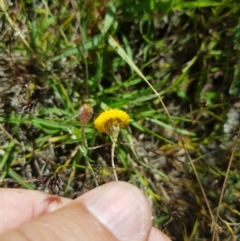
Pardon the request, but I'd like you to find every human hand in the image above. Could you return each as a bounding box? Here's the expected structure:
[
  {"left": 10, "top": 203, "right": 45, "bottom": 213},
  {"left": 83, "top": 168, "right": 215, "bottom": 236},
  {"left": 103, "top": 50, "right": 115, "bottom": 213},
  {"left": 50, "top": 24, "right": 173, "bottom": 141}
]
[{"left": 0, "top": 181, "right": 171, "bottom": 241}]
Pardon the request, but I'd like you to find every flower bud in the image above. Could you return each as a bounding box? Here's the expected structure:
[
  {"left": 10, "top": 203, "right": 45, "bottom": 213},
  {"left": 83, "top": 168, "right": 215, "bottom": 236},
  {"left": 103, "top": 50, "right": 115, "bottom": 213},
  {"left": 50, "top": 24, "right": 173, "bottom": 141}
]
[{"left": 79, "top": 103, "right": 93, "bottom": 124}]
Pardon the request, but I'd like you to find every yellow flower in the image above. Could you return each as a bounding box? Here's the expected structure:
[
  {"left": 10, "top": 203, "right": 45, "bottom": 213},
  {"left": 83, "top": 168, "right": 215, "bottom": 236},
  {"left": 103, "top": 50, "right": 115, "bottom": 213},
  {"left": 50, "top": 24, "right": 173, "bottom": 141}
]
[{"left": 94, "top": 109, "right": 130, "bottom": 134}]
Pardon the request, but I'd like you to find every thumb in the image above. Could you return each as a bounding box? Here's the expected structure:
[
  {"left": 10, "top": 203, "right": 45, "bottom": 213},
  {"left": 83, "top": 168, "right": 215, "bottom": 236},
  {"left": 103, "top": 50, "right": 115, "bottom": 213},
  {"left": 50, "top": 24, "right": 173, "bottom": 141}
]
[{"left": 0, "top": 182, "right": 152, "bottom": 241}]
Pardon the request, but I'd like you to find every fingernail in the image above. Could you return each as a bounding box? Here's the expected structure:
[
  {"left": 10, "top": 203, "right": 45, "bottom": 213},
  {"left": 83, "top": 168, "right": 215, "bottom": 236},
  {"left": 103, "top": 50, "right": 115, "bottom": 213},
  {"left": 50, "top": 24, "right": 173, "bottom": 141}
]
[{"left": 81, "top": 182, "right": 152, "bottom": 241}]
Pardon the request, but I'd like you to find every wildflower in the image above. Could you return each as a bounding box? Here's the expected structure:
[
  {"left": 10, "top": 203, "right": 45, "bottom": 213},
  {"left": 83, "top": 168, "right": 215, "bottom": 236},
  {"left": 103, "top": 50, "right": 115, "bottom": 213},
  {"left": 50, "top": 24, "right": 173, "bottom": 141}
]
[
  {"left": 94, "top": 109, "right": 130, "bottom": 181},
  {"left": 94, "top": 109, "right": 130, "bottom": 135}
]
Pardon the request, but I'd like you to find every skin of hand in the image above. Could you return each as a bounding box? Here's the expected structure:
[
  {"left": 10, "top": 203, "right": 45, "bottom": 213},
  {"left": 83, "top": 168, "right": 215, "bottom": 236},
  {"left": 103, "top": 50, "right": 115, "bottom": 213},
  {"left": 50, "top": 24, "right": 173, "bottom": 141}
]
[{"left": 0, "top": 181, "right": 171, "bottom": 241}]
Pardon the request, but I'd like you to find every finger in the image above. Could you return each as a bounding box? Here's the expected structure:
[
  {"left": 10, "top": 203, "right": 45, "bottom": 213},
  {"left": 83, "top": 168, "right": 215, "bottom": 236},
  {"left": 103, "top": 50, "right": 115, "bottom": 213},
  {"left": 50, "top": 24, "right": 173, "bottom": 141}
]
[
  {"left": 78, "top": 181, "right": 152, "bottom": 241},
  {"left": 148, "top": 227, "right": 172, "bottom": 241},
  {"left": 0, "top": 188, "right": 71, "bottom": 233},
  {"left": 0, "top": 182, "right": 153, "bottom": 241}
]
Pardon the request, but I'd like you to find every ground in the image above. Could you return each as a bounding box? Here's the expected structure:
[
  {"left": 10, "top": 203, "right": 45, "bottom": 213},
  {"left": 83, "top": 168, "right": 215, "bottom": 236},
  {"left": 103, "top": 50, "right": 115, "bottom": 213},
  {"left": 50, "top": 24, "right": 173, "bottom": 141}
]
[{"left": 0, "top": 1, "right": 240, "bottom": 240}]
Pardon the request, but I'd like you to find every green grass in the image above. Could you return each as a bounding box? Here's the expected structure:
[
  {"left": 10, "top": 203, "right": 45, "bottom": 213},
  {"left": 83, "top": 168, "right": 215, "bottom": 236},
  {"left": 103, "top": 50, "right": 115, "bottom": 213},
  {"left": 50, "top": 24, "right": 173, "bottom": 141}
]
[{"left": 1, "top": 0, "right": 240, "bottom": 240}]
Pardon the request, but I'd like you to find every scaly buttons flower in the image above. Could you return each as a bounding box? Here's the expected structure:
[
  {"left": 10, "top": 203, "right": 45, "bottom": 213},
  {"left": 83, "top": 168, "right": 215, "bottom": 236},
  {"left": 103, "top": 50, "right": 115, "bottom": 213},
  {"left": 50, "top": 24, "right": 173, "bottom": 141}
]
[{"left": 94, "top": 109, "right": 130, "bottom": 134}]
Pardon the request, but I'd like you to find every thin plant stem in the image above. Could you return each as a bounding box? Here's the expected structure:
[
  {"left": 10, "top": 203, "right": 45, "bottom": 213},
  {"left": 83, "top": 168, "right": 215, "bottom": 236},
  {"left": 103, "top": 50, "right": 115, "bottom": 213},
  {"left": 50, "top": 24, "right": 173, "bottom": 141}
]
[
  {"left": 0, "top": 123, "right": 22, "bottom": 146},
  {"left": 79, "top": 125, "right": 99, "bottom": 186},
  {"left": 84, "top": 155, "right": 99, "bottom": 187},
  {"left": 81, "top": 125, "right": 111, "bottom": 150},
  {"left": 81, "top": 125, "right": 88, "bottom": 149},
  {"left": 111, "top": 140, "right": 118, "bottom": 181},
  {"left": 82, "top": 57, "right": 89, "bottom": 99},
  {"left": 211, "top": 128, "right": 240, "bottom": 241}
]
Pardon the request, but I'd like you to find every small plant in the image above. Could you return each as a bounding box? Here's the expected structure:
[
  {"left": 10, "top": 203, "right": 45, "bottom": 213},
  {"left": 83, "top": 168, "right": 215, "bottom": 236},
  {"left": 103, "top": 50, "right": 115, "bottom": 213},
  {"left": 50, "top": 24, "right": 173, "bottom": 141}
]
[
  {"left": 93, "top": 109, "right": 130, "bottom": 181},
  {"left": 37, "top": 172, "right": 63, "bottom": 195}
]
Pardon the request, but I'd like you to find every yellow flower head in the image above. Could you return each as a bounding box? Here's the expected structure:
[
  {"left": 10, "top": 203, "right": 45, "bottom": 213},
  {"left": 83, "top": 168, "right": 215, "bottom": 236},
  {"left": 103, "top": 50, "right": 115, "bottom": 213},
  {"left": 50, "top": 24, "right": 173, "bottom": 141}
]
[{"left": 94, "top": 109, "right": 130, "bottom": 134}]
